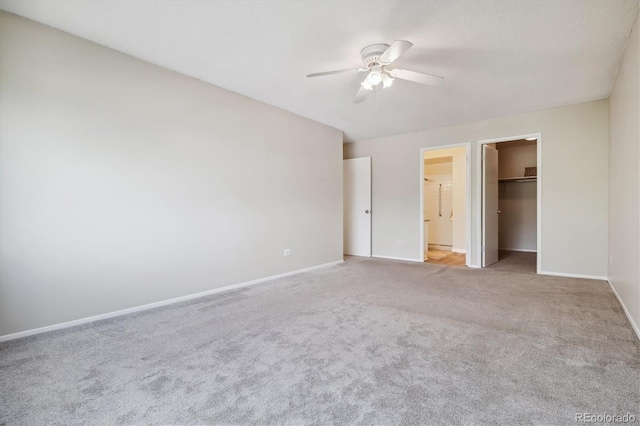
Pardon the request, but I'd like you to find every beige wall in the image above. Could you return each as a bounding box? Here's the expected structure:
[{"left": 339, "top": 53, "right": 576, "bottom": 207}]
[
  {"left": 498, "top": 181, "right": 537, "bottom": 252},
  {"left": 344, "top": 100, "right": 609, "bottom": 277},
  {"left": 498, "top": 142, "right": 537, "bottom": 251},
  {"left": 0, "top": 12, "right": 343, "bottom": 337},
  {"left": 497, "top": 141, "right": 537, "bottom": 179},
  {"left": 424, "top": 147, "right": 467, "bottom": 252},
  {"left": 609, "top": 11, "right": 639, "bottom": 335}
]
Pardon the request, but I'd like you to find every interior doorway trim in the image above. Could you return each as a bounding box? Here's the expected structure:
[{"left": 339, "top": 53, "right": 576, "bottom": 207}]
[
  {"left": 419, "top": 143, "right": 472, "bottom": 267},
  {"left": 476, "top": 133, "right": 542, "bottom": 274}
]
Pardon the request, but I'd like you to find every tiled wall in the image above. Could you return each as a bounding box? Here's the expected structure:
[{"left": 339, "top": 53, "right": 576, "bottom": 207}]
[{"left": 424, "top": 173, "right": 453, "bottom": 246}]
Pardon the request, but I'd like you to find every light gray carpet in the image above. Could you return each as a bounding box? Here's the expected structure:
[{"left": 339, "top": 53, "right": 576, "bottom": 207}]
[
  {"left": 1, "top": 257, "right": 638, "bottom": 425},
  {"left": 487, "top": 250, "right": 537, "bottom": 274}
]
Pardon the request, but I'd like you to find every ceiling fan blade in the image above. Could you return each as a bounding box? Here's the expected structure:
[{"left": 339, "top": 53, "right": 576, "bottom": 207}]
[
  {"left": 353, "top": 85, "right": 371, "bottom": 103},
  {"left": 307, "top": 68, "right": 366, "bottom": 78},
  {"left": 390, "top": 69, "right": 444, "bottom": 86},
  {"left": 379, "top": 40, "right": 413, "bottom": 64}
]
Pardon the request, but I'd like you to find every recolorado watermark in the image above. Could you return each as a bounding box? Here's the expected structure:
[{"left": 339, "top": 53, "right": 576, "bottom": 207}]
[{"left": 576, "top": 413, "right": 637, "bottom": 423}]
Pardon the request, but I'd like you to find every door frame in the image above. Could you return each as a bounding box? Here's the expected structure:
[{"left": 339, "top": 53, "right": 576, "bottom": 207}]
[
  {"left": 476, "top": 133, "right": 542, "bottom": 274},
  {"left": 419, "top": 143, "right": 472, "bottom": 266}
]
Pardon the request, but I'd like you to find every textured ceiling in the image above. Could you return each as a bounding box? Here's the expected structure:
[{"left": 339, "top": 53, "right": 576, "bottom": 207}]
[{"left": 0, "top": 1, "right": 638, "bottom": 142}]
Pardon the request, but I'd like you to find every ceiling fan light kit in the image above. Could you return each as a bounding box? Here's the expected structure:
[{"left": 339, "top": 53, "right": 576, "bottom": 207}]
[
  {"left": 381, "top": 73, "right": 394, "bottom": 88},
  {"left": 360, "top": 66, "right": 390, "bottom": 90},
  {"left": 307, "top": 40, "right": 444, "bottom": 103},
  {"left": 367, "top": 69, "right": 383, "bottom": 86}
]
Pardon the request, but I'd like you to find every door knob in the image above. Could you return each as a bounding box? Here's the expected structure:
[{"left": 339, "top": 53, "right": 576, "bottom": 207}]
[
  {"left": 365, "top": 210, "right": 370, "bottom": 214},
  {"left": 496, "top": 210, "right": 502, "bottom": 214}
]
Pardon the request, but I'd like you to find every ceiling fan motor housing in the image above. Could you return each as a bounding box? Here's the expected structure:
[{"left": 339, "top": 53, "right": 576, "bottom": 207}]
[{"left": 361, "top": 44, "right": 390, "bottom": 67}]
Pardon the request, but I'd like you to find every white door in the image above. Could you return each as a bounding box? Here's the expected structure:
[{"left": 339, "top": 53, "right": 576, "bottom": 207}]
[
  {"left": 344, "top": 157, "right": 371, "bottom": 256},
  {"left": 482, "top": 145, "right": 499, "bottom": 266}
]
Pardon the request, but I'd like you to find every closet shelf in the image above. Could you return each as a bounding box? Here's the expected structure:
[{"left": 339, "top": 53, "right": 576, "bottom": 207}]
[{"left": 498, "top": 176, "right": 537, "bottom": 183}]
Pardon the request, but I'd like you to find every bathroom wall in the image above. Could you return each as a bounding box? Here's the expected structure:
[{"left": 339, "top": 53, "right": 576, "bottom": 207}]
[
  {"left": 424, "top": 147, "right": 467, "bottom": 252},
  {"left": 424, "top": 159, "right": 453, "bottom": 247}
]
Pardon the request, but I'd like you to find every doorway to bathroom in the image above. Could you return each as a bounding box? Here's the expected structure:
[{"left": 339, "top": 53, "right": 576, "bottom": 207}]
[{"left": 420, "top": 144, "right": 471, "bottom": 266}]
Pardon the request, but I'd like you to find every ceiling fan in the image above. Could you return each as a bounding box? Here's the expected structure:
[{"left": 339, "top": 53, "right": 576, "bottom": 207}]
[{"left": 306, "top": 40, "right": 444, "bottom": 103}]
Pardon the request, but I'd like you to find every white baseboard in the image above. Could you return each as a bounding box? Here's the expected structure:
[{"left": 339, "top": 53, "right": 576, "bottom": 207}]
[
  {"left": 499, "top": 248, "right": 537, "bottom": 253},
  {"left": 539, "top": 270, "right": 607, "bottom": 280},
  {"left": 428, "top": 245, "right": 452, "bottom": 251},
  {"left": 372, "top": 255, "right": 423, "bottom": 263},
  {"left": 467, "top": 264, "right": 481, "bottom": 269},
  {"left": 607, "top": 279, "right": 640, "bottom": 341},
  {"left": 452, "top": 248, "right": 467, "bottom": 253},
  {"left": 0, "top": 260, "right": 344, "bottom": 343}
]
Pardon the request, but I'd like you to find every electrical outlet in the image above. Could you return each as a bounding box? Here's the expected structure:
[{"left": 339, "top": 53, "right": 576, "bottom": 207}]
[
  {"left": 284, "top": 249, "right": 291, "bottom": 257},
  {"left": 396, "top": 240, "right": 403, "bottom": 246}
]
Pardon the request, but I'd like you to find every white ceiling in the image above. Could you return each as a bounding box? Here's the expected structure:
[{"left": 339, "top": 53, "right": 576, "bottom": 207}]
[{"left": 0, "top": 1, "right": 638, "bottom": 142}]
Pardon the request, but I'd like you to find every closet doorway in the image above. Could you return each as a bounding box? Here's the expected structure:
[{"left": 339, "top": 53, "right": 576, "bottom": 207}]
[
  {"left": 479, "top": 134, "right": 541, "bottom": 274},
  {"left": 420, "top": 143, "right": 471, "bottom": 267}
]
